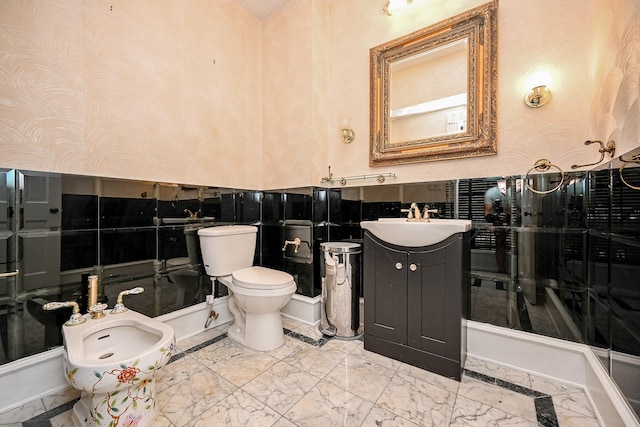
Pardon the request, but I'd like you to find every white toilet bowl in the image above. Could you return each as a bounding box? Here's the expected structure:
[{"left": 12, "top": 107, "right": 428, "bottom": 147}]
[
  {"left": 219, "top": 266, "right": 296, "bottom": 351},
  {"left": 198, "top": 225, "right": 297, "bottom": 351}
]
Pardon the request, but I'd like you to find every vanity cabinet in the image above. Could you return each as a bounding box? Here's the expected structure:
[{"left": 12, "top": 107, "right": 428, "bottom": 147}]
[{"left": 363, "top": 231, "right": 470, "bottom": 380}]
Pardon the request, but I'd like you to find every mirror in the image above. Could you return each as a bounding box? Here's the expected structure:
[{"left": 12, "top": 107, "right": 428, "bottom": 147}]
[{"left": 370, "top": 1, "right": 498, "bottom": 166}]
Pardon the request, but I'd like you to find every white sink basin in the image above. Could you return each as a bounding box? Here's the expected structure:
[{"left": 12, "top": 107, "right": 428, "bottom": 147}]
[{"left": 360, "top": 218, "right": 472, "bottom": 247}]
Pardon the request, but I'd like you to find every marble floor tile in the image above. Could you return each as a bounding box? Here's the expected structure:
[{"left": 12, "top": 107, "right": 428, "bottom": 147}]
[
  {"left": 323, "top": 354, "right": 395, "bottom": 403},
  {"left": 282, "top": 343, "right": 349, "bottom": 378},
  {"left": 284, "top": 381, "right": 373, "bottom": 426},
  {"left": 187, "top": 389, "right": 281, "bottom": 427},
  {"left": 465, "top": 356, "right": 532, "bottom": 389},
  {"left": 530, "top": 373, "right": 583, "bottom": 396},
  {"left": 12, "top": 324, "right": 606, "bottom": 427},
  {"left": 49, "top": 409, "right": 76, "bottom": 427},
  {"left": 397, "top": 361, "right": 461, "bottom": 394},
  {"left": 376, "top": 371, "right": 457, "bottom": 426},
  {"left": 266, "top": 334, "right": 308, "bottom": 360},
  {"left": 159, "top": 365, "right": 237, "bottom": 426},
  {"left": 361, "top": 406, "right": 421, "bottom": 427},
  {"left": 553, "top": 404, "right": 602, "bottom": 427},
  {"left": 210, "top": 346, "right": 279, "bottom": 386},
  {"left": 242, "top": 360, "right": 320, "bottom": 414},
  {"left": 552, "top": 390, "right": 596, "bottom": 418},
  {"left": 349, "top": 341, "right": 402, "bottom": 371},
  {"left": 456, "top": 377, "right": 537, "bottom": 422},
  {"left": 321, "top": 336, "right": 362, "bottom": 354},
  {"left": 449, "top": 394, "right": 537, "bottom": 426},
  {"left": 155, "top": 353, "right": 205, "bottom": 392}
]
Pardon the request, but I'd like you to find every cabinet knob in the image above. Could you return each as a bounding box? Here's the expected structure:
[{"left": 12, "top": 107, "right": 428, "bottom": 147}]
[
  {"left": 409, "top": 263, "right": 418, "bottom": 271},
  {"left": 395, "top": 262, "right": 403, "bottom": 270}
]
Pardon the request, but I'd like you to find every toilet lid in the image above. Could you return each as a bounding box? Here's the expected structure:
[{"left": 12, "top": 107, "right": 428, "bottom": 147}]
[{"left": 232, "top": 266, "right": 295, "bottom": 290}]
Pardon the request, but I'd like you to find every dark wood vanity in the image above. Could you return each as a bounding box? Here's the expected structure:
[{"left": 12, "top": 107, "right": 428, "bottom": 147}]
[{"left": 363, "top": 230, "right": 471, "bottom": 381}]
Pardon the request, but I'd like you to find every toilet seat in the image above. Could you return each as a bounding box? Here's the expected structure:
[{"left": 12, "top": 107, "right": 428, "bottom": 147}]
[{"left": 232, "top": 266, "right": 295, "bottom": 290}]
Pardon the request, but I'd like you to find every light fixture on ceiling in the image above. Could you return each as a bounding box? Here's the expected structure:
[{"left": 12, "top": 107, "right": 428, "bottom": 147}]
[
  {"left": 340, "top": 115, "right": 355, "bottom": 144},
  {"left": 383, "top": 0, "right": 413, "bottom": 16}
]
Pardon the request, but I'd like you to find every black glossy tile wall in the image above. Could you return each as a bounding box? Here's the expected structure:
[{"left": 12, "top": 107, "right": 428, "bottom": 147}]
[
  {"left": 284, "top": 192, "right": 312, "bottom": 221},
  {"left": 201, "top": 196, "right": 225, "bottom": 221},
  {"left": 99, "top": 197, "right": 156, "bottom": 228},
  {"left": 262, "top": 192, "right": 283, "bottom": 224},
  {"left": 60, "top": 230, "right": 97, "bottom": 271},
  {"left": 361, "top": 201, "right": 401, "bottom": 220},
  {"left": 99, "top": 228, "right": 156, "bottom": 265},
  {"left": 238, "top": 191, "right": 261, "bottom": 223},
  {"left": 158, "top": 227, "right": 189, "bottom": 261},
  {"left": 62, "top": 194, "right": 97, "bottom": 230}
]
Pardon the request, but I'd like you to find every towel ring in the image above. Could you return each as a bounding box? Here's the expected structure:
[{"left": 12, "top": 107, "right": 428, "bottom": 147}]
[
  {"left": 618, "top": 155, "right": 640, "bottom": 191},
  {"left": 524, "top": 159, "right": 565, "bottom": 194}
]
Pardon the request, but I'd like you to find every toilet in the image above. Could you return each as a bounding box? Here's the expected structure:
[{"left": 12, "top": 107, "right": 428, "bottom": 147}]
[{"left": 198, "top": 225, "right": 296, "bottom": 351}]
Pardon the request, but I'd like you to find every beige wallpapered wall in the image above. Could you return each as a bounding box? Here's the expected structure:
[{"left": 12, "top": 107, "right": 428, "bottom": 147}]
[
  {"left": 0, "top": 0, "right": 262, "bottom": 188},
  {"left": 1, "top": 0, "right": 638, "bottom": 190}
]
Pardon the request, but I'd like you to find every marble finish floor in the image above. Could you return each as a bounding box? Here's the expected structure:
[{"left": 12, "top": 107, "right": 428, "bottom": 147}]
[{"left": 2, "top": 317, "right": 602, "bottom": 427}]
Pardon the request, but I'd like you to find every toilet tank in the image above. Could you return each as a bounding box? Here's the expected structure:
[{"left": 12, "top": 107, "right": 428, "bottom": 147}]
[{"left": 197, "top": 225, "right": 257, "bottom": 277}]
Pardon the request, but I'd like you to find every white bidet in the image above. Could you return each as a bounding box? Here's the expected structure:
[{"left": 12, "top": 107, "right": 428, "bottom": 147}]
[{"left": 61, "top": 309, "right": 175, "bottom": 427}]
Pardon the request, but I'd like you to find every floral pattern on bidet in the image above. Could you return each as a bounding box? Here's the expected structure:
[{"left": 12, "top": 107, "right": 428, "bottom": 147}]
[{"left": 65, "top": 343, "right": 174, "bottom": 427}]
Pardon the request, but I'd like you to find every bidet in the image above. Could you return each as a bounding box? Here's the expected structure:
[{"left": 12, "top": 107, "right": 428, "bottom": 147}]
[{"left": 61, "top": 308, "right": 175, "bottom": 427}]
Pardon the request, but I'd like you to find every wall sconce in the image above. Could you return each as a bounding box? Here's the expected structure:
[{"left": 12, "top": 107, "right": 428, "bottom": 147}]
[
  {"left": 383, "top": 0, "right": 413, "bottom": 16},
  {"left": 340, "top": 116, "right": 355, "bottom": 143},
  {"left": 524, "top": 85, "right": 552, "bottom": 108}
]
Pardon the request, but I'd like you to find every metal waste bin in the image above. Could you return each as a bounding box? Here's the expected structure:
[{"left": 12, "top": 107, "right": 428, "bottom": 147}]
[{"left": 319, "top": 242, "right": 362, "bottom": 338}]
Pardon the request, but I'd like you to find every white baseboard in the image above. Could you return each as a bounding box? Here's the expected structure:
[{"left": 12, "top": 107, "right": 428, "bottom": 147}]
[
  {"left": 467, "top": 321, "right": 640, "bottom": 427},
  {"left": 281, "top": 294, "right": 321, "bottom": 326}
]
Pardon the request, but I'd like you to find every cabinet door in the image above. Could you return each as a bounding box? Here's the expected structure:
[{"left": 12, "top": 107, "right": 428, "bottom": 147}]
[
  {"left": 364, "top": 234, "right": 407, "bottom": 343},
  {"left": 407, "top": 237, "right": 462, "bottom": 360}
]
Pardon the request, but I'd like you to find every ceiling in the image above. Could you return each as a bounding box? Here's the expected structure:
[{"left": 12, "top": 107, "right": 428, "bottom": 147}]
[{"left": 233, "top": 0, "right": 290, "bottom": 19}]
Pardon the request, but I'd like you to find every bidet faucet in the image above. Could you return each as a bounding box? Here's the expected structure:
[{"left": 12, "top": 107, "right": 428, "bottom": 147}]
[
  {"left": 42, "top": 301, "right": 86, "bottom": 326},
  {"left": 111, "top": 287, "right": 145, "bottom": 314}
]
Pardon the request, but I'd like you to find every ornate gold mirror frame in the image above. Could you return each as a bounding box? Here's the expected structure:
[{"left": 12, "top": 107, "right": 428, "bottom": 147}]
[{"left": 370, "top": 1, "right": 498, "bottom": 166}]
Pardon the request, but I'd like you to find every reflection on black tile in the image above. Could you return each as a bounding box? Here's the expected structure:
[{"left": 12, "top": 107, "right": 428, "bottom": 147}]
[{"left": 99, "top": 197, "right": 155, "bottom": 228}]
